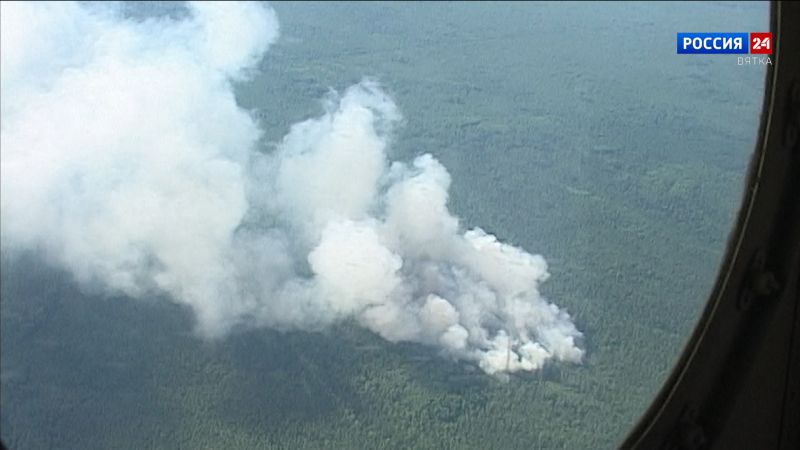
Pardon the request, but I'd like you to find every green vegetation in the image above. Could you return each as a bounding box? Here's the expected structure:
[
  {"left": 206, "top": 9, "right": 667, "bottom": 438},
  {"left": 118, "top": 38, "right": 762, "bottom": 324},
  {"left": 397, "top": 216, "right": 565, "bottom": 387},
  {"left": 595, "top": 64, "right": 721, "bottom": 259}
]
[{"left": 1, "top": 2, "right": 767, "bottom": 449}]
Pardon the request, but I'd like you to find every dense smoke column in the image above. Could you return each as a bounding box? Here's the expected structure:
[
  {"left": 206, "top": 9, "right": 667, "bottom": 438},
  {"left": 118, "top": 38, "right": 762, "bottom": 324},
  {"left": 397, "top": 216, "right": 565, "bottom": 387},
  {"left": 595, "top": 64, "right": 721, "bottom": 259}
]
[{"left": 0, "top": 1, "right": 583, "bottom": 376}]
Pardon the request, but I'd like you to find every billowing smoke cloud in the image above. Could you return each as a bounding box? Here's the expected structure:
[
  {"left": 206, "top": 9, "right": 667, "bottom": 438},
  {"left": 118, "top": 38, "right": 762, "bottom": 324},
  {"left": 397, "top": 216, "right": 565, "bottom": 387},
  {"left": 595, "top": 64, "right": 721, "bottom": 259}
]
[{"left": 1, "top": 1, "right": 583, "bottom": 376}]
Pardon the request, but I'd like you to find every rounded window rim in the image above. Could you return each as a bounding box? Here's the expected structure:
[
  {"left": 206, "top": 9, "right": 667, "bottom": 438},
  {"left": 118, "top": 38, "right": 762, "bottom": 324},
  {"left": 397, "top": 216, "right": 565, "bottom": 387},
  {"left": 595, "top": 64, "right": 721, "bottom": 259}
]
[{"left": 621, "top": 1, "right": 790, "bottom": 447}]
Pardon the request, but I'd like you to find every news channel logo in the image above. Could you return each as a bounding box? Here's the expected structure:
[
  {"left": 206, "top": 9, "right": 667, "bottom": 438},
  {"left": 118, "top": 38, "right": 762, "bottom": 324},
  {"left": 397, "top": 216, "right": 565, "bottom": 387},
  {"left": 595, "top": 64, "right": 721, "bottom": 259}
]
[{"left": 677, "top": 32, "right": 773, "bottom": 65}]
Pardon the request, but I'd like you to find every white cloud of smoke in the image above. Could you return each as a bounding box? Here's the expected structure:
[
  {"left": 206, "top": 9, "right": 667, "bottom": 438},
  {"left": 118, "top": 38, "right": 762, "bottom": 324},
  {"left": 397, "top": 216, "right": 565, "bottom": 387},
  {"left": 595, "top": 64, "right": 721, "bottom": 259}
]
[{"left": 0, "top": 1, "right": 583, "bottom": 376}]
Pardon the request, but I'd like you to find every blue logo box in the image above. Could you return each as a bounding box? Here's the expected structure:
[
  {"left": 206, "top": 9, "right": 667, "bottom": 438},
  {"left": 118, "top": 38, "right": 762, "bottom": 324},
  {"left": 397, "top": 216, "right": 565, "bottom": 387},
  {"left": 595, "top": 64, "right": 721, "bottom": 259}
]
[{"left": 677, "top": 32, "right": 749, "bottom": 54}]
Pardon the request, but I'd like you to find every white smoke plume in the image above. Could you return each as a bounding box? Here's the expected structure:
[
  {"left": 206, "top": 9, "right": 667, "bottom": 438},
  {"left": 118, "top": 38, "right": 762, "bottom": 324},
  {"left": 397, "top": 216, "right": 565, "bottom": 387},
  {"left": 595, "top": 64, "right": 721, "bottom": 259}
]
[{"left": 0, "top": 1, "right": 583, "bottom": 376}]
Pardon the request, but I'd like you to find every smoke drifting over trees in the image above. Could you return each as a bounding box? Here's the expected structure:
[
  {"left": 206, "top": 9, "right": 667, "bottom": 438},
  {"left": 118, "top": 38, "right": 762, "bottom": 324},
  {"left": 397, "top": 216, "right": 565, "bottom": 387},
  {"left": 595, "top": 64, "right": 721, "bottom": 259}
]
[{"left": 0, "top": 1, "right": 583, "bottom": 375}]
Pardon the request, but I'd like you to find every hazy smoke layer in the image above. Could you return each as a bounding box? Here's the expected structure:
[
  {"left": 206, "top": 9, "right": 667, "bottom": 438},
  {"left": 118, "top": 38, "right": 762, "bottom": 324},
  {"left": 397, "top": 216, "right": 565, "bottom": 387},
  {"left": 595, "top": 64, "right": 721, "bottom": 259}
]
[{"left": 0, "top": 1, "right": 583, "bottom": 375}]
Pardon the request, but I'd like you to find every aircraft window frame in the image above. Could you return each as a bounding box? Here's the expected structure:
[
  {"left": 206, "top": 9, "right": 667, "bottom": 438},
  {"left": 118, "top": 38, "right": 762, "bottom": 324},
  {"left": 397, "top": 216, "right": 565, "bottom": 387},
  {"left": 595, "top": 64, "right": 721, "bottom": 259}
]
[{"left": 622, "top": 1, "right": 800, "bottom": 448}]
